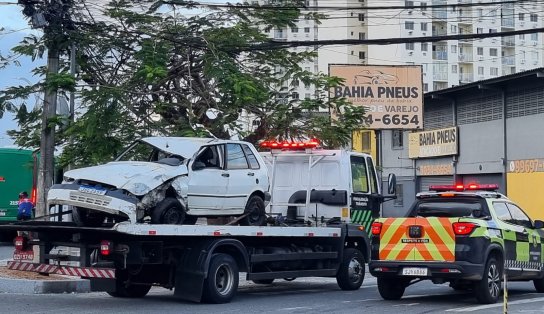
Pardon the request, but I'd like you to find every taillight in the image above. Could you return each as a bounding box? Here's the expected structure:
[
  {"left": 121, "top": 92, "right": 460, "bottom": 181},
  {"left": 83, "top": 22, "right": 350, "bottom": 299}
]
[
  {"left": 452, "top": 222, "right": 477, "bottom": 235},
  {"left": 371, "top": 222, "right": 383, "bottom": 235},
  {"left": 14, "top": 236, "right": 26, "bottom": 251},
  {"left": 100, "top": 240, "right": 112, "bottom": 256}
]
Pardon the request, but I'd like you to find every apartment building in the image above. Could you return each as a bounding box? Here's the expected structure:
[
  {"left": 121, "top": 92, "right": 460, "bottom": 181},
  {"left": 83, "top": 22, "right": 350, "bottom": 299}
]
[{"left": 259, "top": 0, "right": 544, "bottom": 93}]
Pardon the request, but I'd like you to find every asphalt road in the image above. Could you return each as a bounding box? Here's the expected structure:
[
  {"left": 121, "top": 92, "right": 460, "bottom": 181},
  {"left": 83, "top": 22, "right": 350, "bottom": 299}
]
[{"left": 0, "top": 273, "right": 543, "bottom": 313}]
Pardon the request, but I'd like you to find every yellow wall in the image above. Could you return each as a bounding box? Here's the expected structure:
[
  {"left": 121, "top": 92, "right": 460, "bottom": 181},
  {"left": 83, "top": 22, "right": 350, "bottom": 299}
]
[
  {"left": 352, "top": 130, "right": 377, "bottom": 161},
  {"left": 507, "top": 173, "right": 544, "bottom": 221}
]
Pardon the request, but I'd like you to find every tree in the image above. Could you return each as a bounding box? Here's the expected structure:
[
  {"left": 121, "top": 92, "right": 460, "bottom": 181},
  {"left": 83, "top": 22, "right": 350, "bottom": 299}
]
[{"left": 0, "top": 0, "right": 366, "bottom": 169}]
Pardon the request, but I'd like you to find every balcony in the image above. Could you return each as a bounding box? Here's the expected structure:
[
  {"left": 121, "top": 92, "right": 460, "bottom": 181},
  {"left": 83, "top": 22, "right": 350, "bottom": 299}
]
[
  {"left": 432, "top": 51, "right": 448, "bottom": 60},
  {"left": 502, "top": 56, "right": 515, "bottom": 66},
  {"left": 502, "top": 18, "right": 515, "bottom": 28},
  {"left": 502, "top": 37, "right": 515, "bottom": 47},
  {"left": 458, "top": 53, "right": 473, "bottom": 62},
  {"left": 433, "top": 72, "right": 448, "bottom": 81},
  {"left": 459, "top": 73, "right": 474, "bottom": 83}
]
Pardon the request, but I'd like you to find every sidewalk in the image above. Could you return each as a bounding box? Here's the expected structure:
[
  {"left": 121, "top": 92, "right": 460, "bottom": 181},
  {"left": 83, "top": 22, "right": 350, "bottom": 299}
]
[{"left": 0, "top": 259, "right": 90, "bottom": 294}]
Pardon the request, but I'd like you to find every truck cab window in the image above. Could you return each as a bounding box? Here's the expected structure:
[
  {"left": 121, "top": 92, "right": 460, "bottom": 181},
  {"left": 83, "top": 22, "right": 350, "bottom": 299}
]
[{"left": 350, "top": 156, "right": 369, "bottom": 193}]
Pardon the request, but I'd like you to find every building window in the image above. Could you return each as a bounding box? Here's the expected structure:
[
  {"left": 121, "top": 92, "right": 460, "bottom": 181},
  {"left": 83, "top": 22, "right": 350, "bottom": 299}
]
[
  {"left": 291, "top": 27, "right": 298, "bottom": 33},
  {"left": 292, "top": 92, "right": 299, "bottom": 99},
  {"left": 421, "top": 42, "right": 428, "bottom": 51},
  {"left": 520, "top": 34, "right": 525, "bottom": 40},
  {"left": 531, "top": 14, "right": 538, "bottom": 22},
  {"left": 421, "top": 22, "right": 428, "bottom": 31},
  {"left": 490, "top": 48, "right": 498, "bottom": 56},
  {"left": 392, "top": 130, "right": 403, "bottom": 149},
  {"left": 304, "top": 27, "right": 310, "bottom": 33},
  {"left": 405, "top": 0, "right": 414, "bottom": 7},
  {"left": 423, "top": 83, "right": 428, "bottom": 92},
  {"left": 478, "top": 66, "right": 484, "bottom": 75},
  {"left": 531, "top": 33, "right": 538, "bottom": 41},
  {"left": 450, "top": 25, "right": 457, "bottom": 33},
  {"left": 489, "top": 28, "right": 497, "bottom": 33},
  {"left": 361, "top": 131, "right": 371, "bottom": 151},
  {"left": 477, "top": 47, "right": 484, "bottom": 55},
  {"left": 477, "top": 27, "right": 483, "bottom": 34},
  {"left": 358, "top": 13, "right": 365, "bottom": 21},
  {"left": 490, "top": 67, "right": 498, "bottom": 76},
  {"left": 451, "top": 45, "right": 457, "bottom": 53},
  {"left": 394, "top": 184, "right": 404, "bottom": 207},
  {"left": 405, "top": 21, "right": 414, "bottom": 30},
  {"left": 519, "top": 13, "right": 525, "bottom": 21},
  {"left": 359, "top": 32, "right": 366, "bottom": 40},
  {"left": 420, "top": 2, "right": 427, "bottom": 11},
  {"left": 305, "top": 93, "right": 311, "bottom": 99},
  {"left": 405, "top": 42, "right": 415, "bottom": 50},
  {"left": 292, "top": 79, "right": 299, "bottom": 87},
  {"left": 477, "top": 8, "right": 483, "bottom": 17},
  {"left": 359, "top": 51, "right": 366, "bottom": 59},
  {"left": 452, "top": 65, "right": 458, "bottom": 73}
]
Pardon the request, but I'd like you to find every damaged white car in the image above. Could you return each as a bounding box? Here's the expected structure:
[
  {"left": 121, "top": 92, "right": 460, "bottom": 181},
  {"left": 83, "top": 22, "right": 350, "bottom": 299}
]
[{"left": 48, "top": 137, "right": 271, "bottom": 226}]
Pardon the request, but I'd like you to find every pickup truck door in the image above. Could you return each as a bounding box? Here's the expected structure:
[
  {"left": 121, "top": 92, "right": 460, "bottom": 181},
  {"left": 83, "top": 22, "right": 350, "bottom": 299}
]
[
  {"left": 505, "top": 203, "right": 542, "bottom": 273},
  {"left": 187, "top": 145, "right": 227, "bottom": 211}
]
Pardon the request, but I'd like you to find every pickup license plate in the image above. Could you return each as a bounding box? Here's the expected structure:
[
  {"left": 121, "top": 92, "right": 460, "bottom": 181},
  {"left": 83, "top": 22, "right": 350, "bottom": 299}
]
[
  {"left": 402, "top": 267, "right": 428, "bottom": 276},
  {"left": 13, "top": 250, "right": 34, "bottom": 261},
  {"left": 78, "top": 185, "right": 107, "bottom": 196}
]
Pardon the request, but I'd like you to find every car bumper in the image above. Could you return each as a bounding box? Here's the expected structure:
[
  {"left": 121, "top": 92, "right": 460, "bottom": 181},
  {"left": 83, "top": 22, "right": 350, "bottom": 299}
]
[
  {"left": 47, "top": 184, "right": 139, "bottom": 223},
  {"left": 369, "top": 260, "right": 485, "bottom": 280}
]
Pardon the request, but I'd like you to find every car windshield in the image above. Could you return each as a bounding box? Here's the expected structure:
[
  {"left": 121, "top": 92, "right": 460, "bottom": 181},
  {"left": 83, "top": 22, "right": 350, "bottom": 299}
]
[
  {"left": 115, "top": 141, "right": 186, "bottom": 165},
  {"left": 414, "top": 200, "right": 483, "bottom": 218}
]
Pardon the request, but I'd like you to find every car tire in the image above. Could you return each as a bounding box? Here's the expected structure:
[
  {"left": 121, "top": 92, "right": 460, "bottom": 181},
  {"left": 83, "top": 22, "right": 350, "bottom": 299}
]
[
  {"left": 202, "top": 253, "right": 239, "bottom": 304},
  {"left": 474, "top": 256, "right": 502, "bottom": 304},
  {"left": 72, "top": 206, "right": 106, "bottom": 227},
  {"left": 240, "top": 195, "right": 266, "bottom": 226},
  {"left": 336, "top": 248, "right": 365, "bottom": 290},
  {"left": 151, "top": 198, "right": 185, "bottom": 225},
  {"left": 377, "top": 277, "right": 406, "bottom": 300},
  {"left": 534, "top": 277, "right": 544, "bottom": 292},
  {"left": 252, "top": 279, "right": 275, "bottom": 285}
]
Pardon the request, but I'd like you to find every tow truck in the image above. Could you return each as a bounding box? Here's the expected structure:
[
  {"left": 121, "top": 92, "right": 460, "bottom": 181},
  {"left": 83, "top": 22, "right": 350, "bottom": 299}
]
[{"left": 3, "top": 139, "right": 395, "bottom": 303}]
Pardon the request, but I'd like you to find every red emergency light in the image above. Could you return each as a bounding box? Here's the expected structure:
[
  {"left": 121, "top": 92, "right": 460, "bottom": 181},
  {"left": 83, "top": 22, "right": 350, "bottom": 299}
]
[
  {"left": 429, "top": 184, "right": 499, "bottom": 192},
  {"left": 260, "top": 139, "right": 319, "bottom": 150}
]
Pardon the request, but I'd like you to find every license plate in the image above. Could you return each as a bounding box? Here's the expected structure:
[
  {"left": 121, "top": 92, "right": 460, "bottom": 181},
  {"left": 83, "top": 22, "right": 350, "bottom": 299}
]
[
  {"left": 78, "top": 185, "right": 107, "bottom": 196},
  {"left": 0, "top": 211, "right": 5, "bottom": 216},
  {"left": 402, "top": 267, "right": 428, "bottom": 276},
  {"left": 13, "top": 250, "right": 34, "bottom": 261}
]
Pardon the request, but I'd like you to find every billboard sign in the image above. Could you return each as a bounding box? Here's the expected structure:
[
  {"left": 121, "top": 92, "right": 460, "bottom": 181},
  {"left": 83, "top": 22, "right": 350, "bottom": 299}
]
[
  {"left": 409, "top": 126, "right": 458, "bottom": 159},
  {"left": 329, "top": 65, "right": 423, "bottom": 129}
]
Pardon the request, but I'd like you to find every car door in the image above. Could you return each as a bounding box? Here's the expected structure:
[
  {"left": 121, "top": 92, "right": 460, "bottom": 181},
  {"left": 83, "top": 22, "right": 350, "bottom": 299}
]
[
  {"left": 223, "top": 143, "right": 254, "bottom": 211},
  {"left": 505, "top": 203, "right": 542, "bottom": 274},
  {"left": 492, "top": 201, "right": 522, "bottom": 276},
  {"left": 187, "top": 145, "right": 228, "bottom": 211}
]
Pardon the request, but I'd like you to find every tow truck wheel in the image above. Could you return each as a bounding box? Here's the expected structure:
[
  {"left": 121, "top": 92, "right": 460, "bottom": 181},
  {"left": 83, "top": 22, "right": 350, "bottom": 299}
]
[
  {"left": 151, "top": 197, "right": 185, "bottom": 225},
  {"left": 533, "top": 277, "right": 544, "bottom": 292},
  {"left": 377, "top": 277, "right": 406, "bottom": 300},
  {"left": 240, "top": 195, "right": 266, "bottom": 226},
  {"left": 336, "top": 248, "right": 365, "bottom": 290},
  {"left": 202, "top": 253, "right": 239, "bottom": 304},
  {"left": 72, "top": 207, "right": 106, "bottom": 227},
  {"left": 474, "top": 256, "right": 502, "bottom": 304}
]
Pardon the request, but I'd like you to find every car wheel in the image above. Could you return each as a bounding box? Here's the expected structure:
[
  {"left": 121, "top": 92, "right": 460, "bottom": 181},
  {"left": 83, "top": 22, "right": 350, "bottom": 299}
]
[
  {"left": 72, "top": 207, "right": 106, "bottom": 227},
  {"left": 151, "top": 197, "right": 185, "bottom": 225},
  {"left": 202, "top": 253, "right": 239, "bottom": 304},
  {"left": 377, "top": 277, "right": 406, "bottom": 300},
  {"left": 240, "top": 195, "right": 266, "bottom": 226},
  {"left": 474, "top": 256, "right": 502, "bottom": 304},
  {"left": 534, "top": 277, "right": 544, "bottom": 292},
  {"left": 336, "top": 248, "right": 365, "bottom": 290}
]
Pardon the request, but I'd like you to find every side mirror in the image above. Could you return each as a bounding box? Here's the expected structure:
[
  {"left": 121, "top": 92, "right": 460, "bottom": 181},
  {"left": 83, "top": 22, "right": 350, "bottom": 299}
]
[
  {"left": 387, "top": 173, "right": 397, "bottom": 195},
  {"left": 192, "top": 161, "right": 206, "bottom": 171},
  {"left": 534, "top": 220, "right": 544, "bottom": 229}
]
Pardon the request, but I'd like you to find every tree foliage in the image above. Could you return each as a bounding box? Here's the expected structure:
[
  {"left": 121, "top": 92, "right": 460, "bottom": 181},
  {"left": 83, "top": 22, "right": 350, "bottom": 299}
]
[{"left": 0, "top": 0, "right": 366, "bottom": 168}]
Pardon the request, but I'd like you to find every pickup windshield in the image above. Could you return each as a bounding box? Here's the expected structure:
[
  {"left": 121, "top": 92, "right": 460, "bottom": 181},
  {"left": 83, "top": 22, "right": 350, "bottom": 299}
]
[
  {"left": 413, "top": 200, "right": 484, "bottom": 218},
  {"left": 116, "top": 141, "right": 185, "bottom": 165}
]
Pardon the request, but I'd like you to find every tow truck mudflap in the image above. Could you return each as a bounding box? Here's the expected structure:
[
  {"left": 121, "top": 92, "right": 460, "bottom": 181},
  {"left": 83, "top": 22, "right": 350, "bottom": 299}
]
[{"left": 7, "top": 261, "right": 116, "bottom": 279}]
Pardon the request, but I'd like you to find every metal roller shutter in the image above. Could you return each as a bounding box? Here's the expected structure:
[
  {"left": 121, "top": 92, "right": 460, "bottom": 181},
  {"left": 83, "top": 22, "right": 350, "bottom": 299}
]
[{"left": 419, "top": 176, "right": 454, "bottom": 192}]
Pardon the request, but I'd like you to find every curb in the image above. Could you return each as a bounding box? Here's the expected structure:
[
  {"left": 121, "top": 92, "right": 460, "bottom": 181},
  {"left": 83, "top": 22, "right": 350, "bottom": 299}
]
[{"left": 0, "top": 277, "right": 90, "bottom": 294}]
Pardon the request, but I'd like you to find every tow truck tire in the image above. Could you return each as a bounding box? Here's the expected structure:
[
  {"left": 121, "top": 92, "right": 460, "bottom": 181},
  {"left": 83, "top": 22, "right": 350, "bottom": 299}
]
[
  {"left": 151, "top": 198, "right": 185, "bottom": 225},
  {"left": 240, "top": 195, "right": 266, "bottom": 226},
  {"left": 377, "top": 277, "right": 406, "bottom": 300},
  {"left": 252, "top": 279, "right": 275, "bottom": 284},
  {"left": 202, "top": 253, "right": 239, "bottom": 304},
  {"left": 474, "top": 256, "right": 501, "bottom": 304},
  {"left": 336, "top": 248, "right": 365, "bottom": 290},
  {"left": 72, "top": 207, "right": 106, "bottom": 227},
  {"left": 533, "top": 277, "right": 544, "bottom": 292}
]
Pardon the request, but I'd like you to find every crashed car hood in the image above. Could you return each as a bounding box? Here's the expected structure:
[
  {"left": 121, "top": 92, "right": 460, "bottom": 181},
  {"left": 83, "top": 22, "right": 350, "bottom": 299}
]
[{"left": 64, "top": 161, "right": 188, "bottom": 196}]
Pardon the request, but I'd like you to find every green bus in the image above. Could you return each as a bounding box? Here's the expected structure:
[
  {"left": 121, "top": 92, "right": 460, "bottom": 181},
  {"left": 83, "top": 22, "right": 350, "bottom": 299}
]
[{"left": 0, "top": 148, "right": 38, "bottom": 223}]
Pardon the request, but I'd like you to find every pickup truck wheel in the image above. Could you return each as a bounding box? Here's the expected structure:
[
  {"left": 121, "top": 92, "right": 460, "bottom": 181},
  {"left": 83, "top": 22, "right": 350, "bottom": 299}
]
[
  {"left": 72, "top": 207, "right": 106, "bottom": 227},
  {"left": 533, "top": 277, "right": 544, "bottom": 292},
  {"left": 240, "top": 195, "right": 266, "bottom": 226},
  {"left": 151, "top": 198, "right": 185, "bottom": 225},
  {"left": 474, "top": 256, "right": 501, "bottom": 304},
  {"left": 202, "top": 253, "right": 239, "bottom": 304},
  {"left": 377, "top": 277, "right": 406, "bottom": 300},
  {"left": 336, "top": 248, "right": 365, "bottom": 290}
]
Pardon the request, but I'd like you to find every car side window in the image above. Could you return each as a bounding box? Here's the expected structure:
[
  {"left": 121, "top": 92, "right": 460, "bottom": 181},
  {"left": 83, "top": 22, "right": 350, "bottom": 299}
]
[
  {"left": 194, "top": 145, "right": 221, "bottom": 169},
  {"left": 226, "top": 144, "right": 249, "bottom": 170},
  {"left": 493, "top": 202, "right": 513, "bottom": 222},
  {"left": 506, "top": 203, "right": 533, "bottom": 229},
  {"left": 242, "top": 144, "right": 260, "bottom": 169}
]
